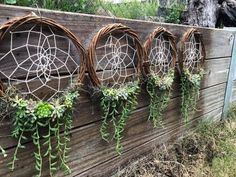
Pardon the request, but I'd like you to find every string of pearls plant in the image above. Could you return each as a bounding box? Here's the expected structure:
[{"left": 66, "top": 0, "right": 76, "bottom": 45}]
[
  {"left": 146, "top": 69, "right": 175, "bottom": 127},
  {"left": 100, "top": 81, "right": 140, "bottom": 154},
  {"left": 181, "top": 68, "right": 204, "bottom": 124},
  {"left": 0, "top": 85, "right": 79, "bottom": 176}
]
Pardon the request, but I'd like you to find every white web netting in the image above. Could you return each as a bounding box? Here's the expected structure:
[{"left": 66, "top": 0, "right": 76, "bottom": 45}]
[
  {"left": 183, "top": 33, "right": 203, "bottom": 73},
  {"left": 148, "top": 33, "right": 173, "bottom": 76},
  {"left": 0, "top": 24, "right": 80, "bottom": 101},
  {"left": 95, "top": 33, "right": 138, "bottom": 88}
]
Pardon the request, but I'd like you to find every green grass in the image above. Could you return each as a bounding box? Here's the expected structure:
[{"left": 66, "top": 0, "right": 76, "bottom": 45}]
[
  {"left": 117, "top": 103, "right": 236, "bottom": 177},
  {"left": 190, "top": 103, "right": 236, "bottom": 177}
]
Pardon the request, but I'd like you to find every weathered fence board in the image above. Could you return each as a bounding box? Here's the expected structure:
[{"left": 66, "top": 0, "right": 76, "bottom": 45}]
[
  {"left": 0, "top": 4, "right": 233, "bottom": 177},
  {"left": 0, "top": 5, "right": 234, "bottom": 59},
  {"left": 0, "top": 82, "right": 226, "bottom": 176},
  {"left": 0, "top": 57, "right": 230, "bottom": 149}
]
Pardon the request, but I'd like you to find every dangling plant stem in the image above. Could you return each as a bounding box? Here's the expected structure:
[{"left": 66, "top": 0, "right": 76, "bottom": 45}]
[
  {"left": 32, "top": 125, "right": 43, "bottom": 177},
  {"left": 9, "top": 131, "right": 25, "bottom": 171},
  {"left": 181, "top": 68, "right": 204, "bottom": 124},
  {"left": 146, "top": 69, "right": 175, "bottom": 128},
  {"left": 100, "top": 99, "right": 111, "bottom": 141},
  {"left": 54, "top": 110, "right": 64, "bottom": 170},
  {"left": 0, "top": 145, "right": 7, "bottom": 158},
  {"left": 43, "top": 121, "right": 57, "bottom": 176},
  {"left": 100, "top": 81, "right": 140, "bottom": 154},
  {"left": 149, "top": 90, "right": 171, "bottom": 127},
  {"left": 60, "top": 109, "right": 73, "bottom": 174}
]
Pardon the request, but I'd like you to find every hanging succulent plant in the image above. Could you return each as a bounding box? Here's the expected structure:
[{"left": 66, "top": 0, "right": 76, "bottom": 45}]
[
  {"left": 144, "top": 27, "right": 177, "bottom": 127},
  {"left": 181, "top": 68, "right": 204, "bottom": 124},
  {"left": 100, "top": 81, "right": 140, "bottom": 154},
  {"left": 87, "top": 24, "right": 144, "bottom": 154},
  {"left": 6, "top": 87, "right": 79, "bottom": 175},
  {"left": 179, "top": 28, "right": 205, "bottom": 124},
  {"left": 146, "top": 69, "right": 175, "bottom": 127}
]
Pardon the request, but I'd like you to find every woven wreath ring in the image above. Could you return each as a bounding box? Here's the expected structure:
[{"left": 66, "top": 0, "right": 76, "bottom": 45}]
[
  {"left": 87, "top": 23, "right": 144, "bottom": 88},
  {"left": 144, "top": 27, "right": 177, "bottom": 77},
  {"left": 0, "top": 13, "right": 86, "bottom": 100},
  {"left": 179, "top": 28, "right": 205, "bottom": 74}
]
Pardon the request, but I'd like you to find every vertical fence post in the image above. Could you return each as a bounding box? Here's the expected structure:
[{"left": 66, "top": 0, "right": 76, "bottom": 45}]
[{"left": 222, "top": 30, "right": 236, "bottom": 118}]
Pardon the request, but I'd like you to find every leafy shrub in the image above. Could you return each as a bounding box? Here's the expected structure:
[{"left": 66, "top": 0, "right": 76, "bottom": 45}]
[
  {"left": 41, "top": 0, "right": 100, "bottom": 14},
  {"left": 101, "top": 0, "right": 159, "bottom": 19},
  {"left": 1, "top": 0, "right": 100, "bottom": 14},
  {"left": 165, "top": 4, "right": 185, "bottom": 24}
]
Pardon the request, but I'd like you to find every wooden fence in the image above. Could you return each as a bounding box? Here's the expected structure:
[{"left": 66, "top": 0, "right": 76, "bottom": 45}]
[{"left": 0, "top": 4, "right": 234, "bottom": 177}]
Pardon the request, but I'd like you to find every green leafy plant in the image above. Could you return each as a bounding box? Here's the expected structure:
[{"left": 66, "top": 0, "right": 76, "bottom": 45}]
[
  {"left": 181, "top": 68, "right": 204, "bottom": 124},
  {"left": 100, "top": 81, "right": 140, "bottom": 154},
  {"left": 101, "top": 0, "right": 159, "bottom": 20},
  {"left": 4, "top": 0, "right": 16, "bottom": 4},
  {"left": 146, "top": 69, "right": 174, "bottom": 127},
  {"left": 41, "top": 0, "right": 100, "bottom": 14},
  {"left": 165, "top": 4, "right": 185, "bottom": 24},
  {"left": 1, "top": 86, "right": 79, "bottom": 176},
  {"left": 1, "top": 0, "right": 100, "bottom": 14}
]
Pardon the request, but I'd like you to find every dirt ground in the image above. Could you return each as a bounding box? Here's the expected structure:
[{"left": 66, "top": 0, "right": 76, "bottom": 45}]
[{"left": 115, "top": 117, "right": 236, "bottom": 177}]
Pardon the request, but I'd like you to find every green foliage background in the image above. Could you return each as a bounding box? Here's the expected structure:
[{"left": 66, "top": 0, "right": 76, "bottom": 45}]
[{"left": 0, "top": 0, "right": 186, "bottom": 23}]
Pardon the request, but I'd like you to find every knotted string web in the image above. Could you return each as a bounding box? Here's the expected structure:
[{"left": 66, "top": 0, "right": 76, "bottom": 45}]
[
  {"left": 148, "top": 33, "right": 174, "bottom": 77},
  {"left": 183, "top": 33, "right": 203, "bottom": 73},
  {"left": 0, "top": 23, "right": 80, "bottom": 101},
  {"left": 95, "top": 33, "right": 138, "bottom": 88}
]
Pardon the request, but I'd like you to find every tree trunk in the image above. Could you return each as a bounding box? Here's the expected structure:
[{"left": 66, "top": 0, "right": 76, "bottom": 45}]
[
  {"left": 217, "top": 0, "right": 236, "bottom": 27},
  {"left": 180, "top": 0, "right": 220, "bottom": 27}
]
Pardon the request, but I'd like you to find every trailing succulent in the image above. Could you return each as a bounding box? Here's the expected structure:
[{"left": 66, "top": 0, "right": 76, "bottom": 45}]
[
  {"left": 181, "top": 68, "right": 204, "bottom": 124},
  {"left": 146, "top": 69, "right": 175, "bottom": 127},
  {"left": 0, "top": 96, "right": 13, "bottom": 158},
  {"left": 0, "top": 86, "right": 79, "bottom": 176},
  {"left": 100, "top": 81, "right": 140, "bottom": 154},
  {"left": 0, "top": 145, "right": 7, "bottom": 158}
]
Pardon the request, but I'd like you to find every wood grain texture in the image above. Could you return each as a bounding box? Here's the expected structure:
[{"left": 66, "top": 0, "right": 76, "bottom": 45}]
[
  {"left": 0, "top": 82, "right": 226, "bottom": 177},
  {"left": 0, "top": 4, "right": 234, "bottom": 59},
  {"left": 0, "top": 5, "right": 232, "bottom": 177},
  {"left": 0, "top": 57, "right": 229, "bottom": 149}
]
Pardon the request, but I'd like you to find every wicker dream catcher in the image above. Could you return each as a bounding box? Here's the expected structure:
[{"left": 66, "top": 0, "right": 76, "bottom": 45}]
[
  {"left": 144, "top": 27, "right": 177, "bottom": 128},
  {"left": 87, "top": 24, "right": 143, "bottom": 154},
  {"left": 0, "top": 13, "right": 86, "bottom": 176},
  {"left": 179, "top": 28, "right": 205, "bottom": 124},
  {"left": 0, "top": 13, "right": 85, "bottom": 100}
]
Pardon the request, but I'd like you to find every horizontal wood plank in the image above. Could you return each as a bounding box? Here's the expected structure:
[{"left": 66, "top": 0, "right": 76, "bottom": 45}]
[
  {"left": 78, "top": 107, "right": 223, "bottom": 177},
  {"left": 0, "top": 56, "right": 230, "bottom": 100},
  {"left": 0, "top": 81, "right": 225, "bottom": 176},
  {"left": 0, "top": 57, "right": 229, "bottom": 149},
  {"left": 0, "top": 5, "right": 234, "bottom": 59}
]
